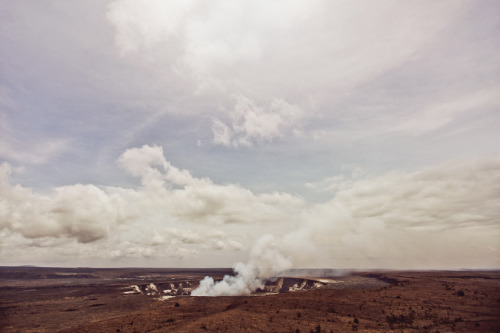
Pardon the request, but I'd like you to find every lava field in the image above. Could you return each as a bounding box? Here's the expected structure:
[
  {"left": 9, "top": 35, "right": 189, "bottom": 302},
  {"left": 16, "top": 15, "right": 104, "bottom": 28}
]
[{"left": 1, "top": 267, "right": 499, "bottom": 332}]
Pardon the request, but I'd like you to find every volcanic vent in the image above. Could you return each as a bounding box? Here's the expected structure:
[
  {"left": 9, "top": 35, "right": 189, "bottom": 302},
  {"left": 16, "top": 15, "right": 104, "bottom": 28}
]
[
  {"left": 258, "top": 277, "right": 326, "bottom": 294},
  {"left": 122, "top": 277, "right": 329, "bottom": 299},
  {"left": 123, "top": 281, "right": 195, "bottom": 297}
]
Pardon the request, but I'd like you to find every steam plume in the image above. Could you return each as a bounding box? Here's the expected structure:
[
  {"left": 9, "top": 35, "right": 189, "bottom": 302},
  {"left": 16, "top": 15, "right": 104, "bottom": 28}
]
[{"left": 191, "top": 235, "right": 291, "bottom": 296}]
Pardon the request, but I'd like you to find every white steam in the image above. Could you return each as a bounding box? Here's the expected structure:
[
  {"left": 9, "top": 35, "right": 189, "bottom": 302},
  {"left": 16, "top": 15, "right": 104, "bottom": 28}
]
[{"left": 191, "top": 235, "right": 291, "bottom": 296}]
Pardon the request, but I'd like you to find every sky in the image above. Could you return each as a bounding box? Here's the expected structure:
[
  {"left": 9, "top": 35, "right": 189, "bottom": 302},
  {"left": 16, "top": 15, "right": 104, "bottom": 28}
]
[{"left": 1, "top": 0, "right": 499, "bottom": 269}]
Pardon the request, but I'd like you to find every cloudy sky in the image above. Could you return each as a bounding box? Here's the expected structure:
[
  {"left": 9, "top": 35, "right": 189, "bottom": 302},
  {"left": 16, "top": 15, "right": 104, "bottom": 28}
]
[{"left": 1, "top": 0, "right": 499, "bottom": 269}]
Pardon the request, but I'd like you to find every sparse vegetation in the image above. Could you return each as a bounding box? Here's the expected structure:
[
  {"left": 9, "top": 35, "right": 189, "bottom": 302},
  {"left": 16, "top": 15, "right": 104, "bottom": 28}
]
[
  {"left": 2, "top": 268, "right": 500, "bottom": 332},
  {"left": 386, "top": 313, "right": 414, "bottom": 328}
]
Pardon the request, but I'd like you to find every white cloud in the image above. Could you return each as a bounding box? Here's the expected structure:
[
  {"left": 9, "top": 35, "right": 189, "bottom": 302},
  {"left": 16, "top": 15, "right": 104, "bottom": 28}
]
[
  {"left": 117, "top": 144, "right": 207, "bottom": 189},
  {"left": 2, "top": 2, "right": 499, "bottom": 269},
  {"left": 328, "top": 159, "right": 500, "bottom": 229},
  {"left": 162, "top": 227, "right": 243, "bottom": 251},
  {"left": 0, "top": 163, "right": 128, "bottom": 243},
  {"left": 107, "top": 0, "right": 319, "bottom": 77},
  {"left": 285, "top": 159, "right": 500, "bottom": 269},
  {"left": 106, "top": 0, "right": 196, "bottom": 56},
  {"left": 192, "top": 158, "right": 500, "bottom": 274},
  {"left": 392, "top": 86, "right": 500, "bottom": 134},
  {"left": 115, "top": 145, "right": 304, "bottom": 224},
  {"left": 1, "top": 150, "right": 499, "bottom": 268},
  {"left": 211, "top": 118, "right": 232, "bottom": 147},
  {"left": 105, "top": 1, "right": 470, "bottom": 148},
  {"left": 211, "top": 95, "right": 305, "bottom": 147},
  {"left": 0, "top": 146, "right": 301, "bottom": 257}
]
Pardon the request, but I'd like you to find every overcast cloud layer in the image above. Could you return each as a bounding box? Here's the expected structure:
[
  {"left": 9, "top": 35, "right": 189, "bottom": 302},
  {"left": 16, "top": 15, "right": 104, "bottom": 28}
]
[{"left": 1, "top": 1, "right": 499, "bottom": 269}]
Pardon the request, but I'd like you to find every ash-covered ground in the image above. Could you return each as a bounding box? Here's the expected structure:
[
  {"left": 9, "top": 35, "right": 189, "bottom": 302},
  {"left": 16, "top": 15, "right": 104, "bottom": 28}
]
[{"left": 1, "top": 267, "right": 499, "bottom": 332}]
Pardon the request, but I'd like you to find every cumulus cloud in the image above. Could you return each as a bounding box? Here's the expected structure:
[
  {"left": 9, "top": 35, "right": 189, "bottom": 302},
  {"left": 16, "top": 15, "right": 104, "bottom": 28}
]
[
  {"left": 0, "top": 163, "right": 128, "bottom": 243},
  {"left": 212, "top": 95, "right": 305, "bottom": 147},
  {"left": 322, "top": 159, "right": 500, "bottom": 230},
  {"left": 116, "top": 145, "right": 304, "bottom": 224},
  {"left": 2, "top": 149, "right": 499, "bottom": 269},
  {"left": 284, "top": 159, "right": 500, "bottom": 269},
  {"left": 0, "top": 146, "right": 300, "bottom": 255},
  {"left": 117, "top": 144, "right": 205, "bottom": 189},
  {"left": 164, "top": 227, "right": 243, "bottom": 251}
]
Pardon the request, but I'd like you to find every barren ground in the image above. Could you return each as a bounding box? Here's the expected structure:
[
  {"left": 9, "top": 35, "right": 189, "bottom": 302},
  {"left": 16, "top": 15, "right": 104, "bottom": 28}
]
[{"left": 1, "top": 267, "right": 499, "bottom": 332}]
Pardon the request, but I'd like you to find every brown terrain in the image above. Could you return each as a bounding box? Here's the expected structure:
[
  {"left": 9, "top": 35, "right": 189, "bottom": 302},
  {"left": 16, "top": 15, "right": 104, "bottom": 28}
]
[{"left": 1, "top": 267, "right": 499, "bottom": 332}]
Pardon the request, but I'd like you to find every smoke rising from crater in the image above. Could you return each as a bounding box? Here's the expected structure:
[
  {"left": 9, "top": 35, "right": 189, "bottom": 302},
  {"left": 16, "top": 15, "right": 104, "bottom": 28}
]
[
  {"left": 192, "top": 158, "right": 500, "bottom": 295},
  {"left": 191, "top": 235, "right": 291, "bottom": 296}
]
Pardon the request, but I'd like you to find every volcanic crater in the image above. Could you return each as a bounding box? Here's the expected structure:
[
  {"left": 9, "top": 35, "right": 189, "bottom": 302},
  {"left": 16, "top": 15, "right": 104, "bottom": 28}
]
[{"left": 1, "top": 267, "right": 499, "bottom": 332}]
